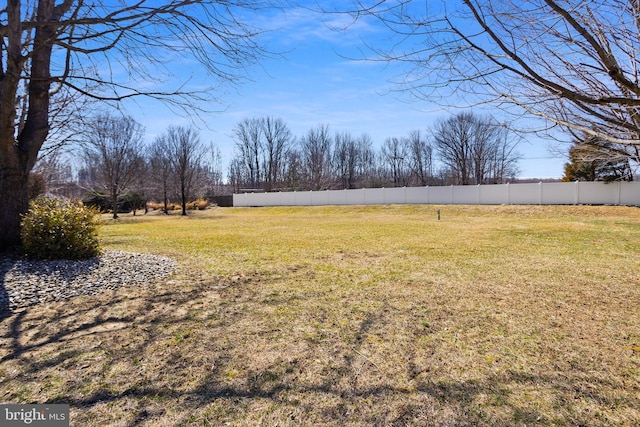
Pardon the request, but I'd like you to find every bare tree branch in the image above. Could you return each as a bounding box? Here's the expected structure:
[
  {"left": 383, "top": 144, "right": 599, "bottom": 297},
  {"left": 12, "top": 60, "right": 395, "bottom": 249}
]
[{"left": 347, "top": 0, "right": 640, "bottom": 145}]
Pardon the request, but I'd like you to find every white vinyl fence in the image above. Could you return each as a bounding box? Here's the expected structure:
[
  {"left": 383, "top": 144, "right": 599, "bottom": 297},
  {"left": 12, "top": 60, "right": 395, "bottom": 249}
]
[{"left": 233, "top": 182, "right": 640, "bottom": 207}]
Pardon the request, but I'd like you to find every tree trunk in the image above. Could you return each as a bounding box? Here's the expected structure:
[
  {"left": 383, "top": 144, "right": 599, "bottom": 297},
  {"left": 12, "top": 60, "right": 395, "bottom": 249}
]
[
  {"left": 181, "top": 184, "right": 187, "bottom": 216},
  {"left": 163, "top": 188, "right": 169, "bottom": 215},
  {"left": 0, "top": 163, "right": 30, "bottom": 250},
  {"left": 0, "top": 0, "right": 56, "bottom": 251},
  {"left": 111, "top": 189, "right": 119, "bottom": 219}
]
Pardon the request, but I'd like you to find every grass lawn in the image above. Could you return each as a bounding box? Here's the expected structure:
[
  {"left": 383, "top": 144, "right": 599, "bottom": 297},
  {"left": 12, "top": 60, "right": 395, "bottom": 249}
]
[{"left": 1, "top": 204, "right": 639, "bottom": 426}]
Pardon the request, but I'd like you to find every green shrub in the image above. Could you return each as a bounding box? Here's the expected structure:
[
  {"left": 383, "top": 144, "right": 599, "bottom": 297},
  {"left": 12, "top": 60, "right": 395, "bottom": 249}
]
[
  {"left": 81, "top": 191, "right": 111, "bottom": 213},
  {"left": 20, "top": 197, "right": 101, "bottom": 260}
]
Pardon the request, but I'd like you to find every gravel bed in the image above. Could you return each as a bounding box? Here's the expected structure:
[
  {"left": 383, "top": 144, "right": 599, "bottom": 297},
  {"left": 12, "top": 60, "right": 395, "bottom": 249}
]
[{"left": 0, "top": 250, "right": 177, "bottom": 312}]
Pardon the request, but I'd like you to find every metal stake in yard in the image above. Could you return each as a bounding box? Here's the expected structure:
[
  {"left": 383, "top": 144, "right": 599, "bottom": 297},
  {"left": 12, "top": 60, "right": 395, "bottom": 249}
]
[{"left": 437, "top": 208, "right": 441, "bottom": 220}]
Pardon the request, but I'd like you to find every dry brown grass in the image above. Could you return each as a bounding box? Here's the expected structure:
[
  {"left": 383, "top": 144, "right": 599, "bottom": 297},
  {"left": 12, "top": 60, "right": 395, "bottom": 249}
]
[
  {"left": 147, "top": 199, "right": 209, "bottom": 212},
  {"left": 1, "top": 205, "right": 639, "bottom": 426}
]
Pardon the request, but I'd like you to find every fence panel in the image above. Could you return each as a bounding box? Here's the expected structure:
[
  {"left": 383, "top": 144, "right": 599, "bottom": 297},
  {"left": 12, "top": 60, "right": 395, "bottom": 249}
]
[
  {"left": 541, "top": 182, "right": 576, "bottom": 205},
  {"left": 479, "top": 184, "right": 509, "bottom": 205},
  {"left": 279, "top": 192, "right": 296, "bottom": 206},
  {"left": 453, "top": 185, "right": 479, "bottom": 204},
  {"left": 507, "top": 183, "right": 541, "bottom": 205},
  {"left": 577, "top": 182, "right": 617, "bottom": 205},
  {"left": 383, "top": 187, "right": 406, "bottom": 204},
  {"left": 293, "top": 191, "right": 312, "bottom": 206},
  {"left": 262, "top": 192, "right": 280, "bottom": 206},
  {"left": 405, "top": 186, "right": 429, "bottom": 204},
  {"left": 427, "top": 186, "right": 454, "bottom": 204},
  {"left": 310, "top": 191, "right": 328, "bottom": 206},
  {"left": 350, "top": 188, "right": 366, "bottom": 205},
  {"left": 325, "top": 189, "right": 348, "bottom": 205},
  {"left": 363, "top": 188, "right": 385, "bottom": 204},
  {"left": 620, "top": 182, "right": 640, "bottom": 205}
]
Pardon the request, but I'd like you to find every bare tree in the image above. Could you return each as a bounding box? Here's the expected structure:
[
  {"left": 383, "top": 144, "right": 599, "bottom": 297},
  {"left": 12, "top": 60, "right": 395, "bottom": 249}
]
[
  {"left": 300, "top": 124, "right": 334, "bottom": 190},
  {"left": 348, "top": 1, "right": 640, "bottom": 149},
  {"left": 333, "top": 132, "right": 359, "bottom": 189},
  {"left": 1, "top": 0, "right": 278, "bottom": 249},
  {"left": 82, "top": 114, "right": 145, "bottom": 219},
  {"left": 282, "top": 148, "right": 304, "bottom": 191},
  {"left": 164, "top": 126, "right": 206, "bottom": 216},
  {"left": 405, "top": 130, "right": 433, "bottom": 186},
  {"left": 262, "top": 117, "right": 292, "bottom": 191},
  {"left": 228, "top": 157, "right": 246, "bottom": 195},
  {"left": 148, "top": 136, "right": 173, "bottom": 214},
  {"left": 332, "top": 132, "right": 378, "bottom": 189},
  {"left": 432, "top": 112, "right": 519, "bottom": 185},
  {"left": 233, "top": 118, "right": 263, "bottom": 190},
  {"left": 232, "top": 116, "right": 292, "bottom": 191},
  {"left": 356, "top": 133, "right": 379, "bottom": 187},
  {"left": 487, "top": 125, "right": 521, "bottom": 184},
  {"left": 203, "top": 144, "right": 226, "bottom": 197},
  {"left": 381, "top": 137, "right": 410, "bottom": 187},
  {"left": 31, "top": 150, "right": 79, "bottom": 198}
]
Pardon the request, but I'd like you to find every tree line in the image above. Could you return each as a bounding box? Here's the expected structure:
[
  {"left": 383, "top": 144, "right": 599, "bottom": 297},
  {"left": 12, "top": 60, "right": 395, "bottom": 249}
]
[
  {"left": 33, "top": 110, "right": 521, "bottom": 212},
  {"left": 34, "top": 112, "right": 224, "bottom": 217},
  {"left": 228, "top": 112, "right": 520, "bottom": 193}
]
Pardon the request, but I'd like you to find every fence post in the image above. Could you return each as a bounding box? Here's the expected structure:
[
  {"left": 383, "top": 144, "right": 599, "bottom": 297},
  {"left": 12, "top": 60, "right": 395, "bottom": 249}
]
[
  {"left": 539, "top": 182, "right": 543, "bottom": 205},
  {"left": 617, "top": 182, "right": 622, "bottom": 205}
]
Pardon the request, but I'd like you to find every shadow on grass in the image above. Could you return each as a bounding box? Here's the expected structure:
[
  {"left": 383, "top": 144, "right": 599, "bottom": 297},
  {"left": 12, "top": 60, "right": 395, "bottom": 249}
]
[
  {"left": 0, "top": 254, "right": 16, "bottom": 319},
  {"left": 1, "top": 277, "right": 638, "bottom": 426}
]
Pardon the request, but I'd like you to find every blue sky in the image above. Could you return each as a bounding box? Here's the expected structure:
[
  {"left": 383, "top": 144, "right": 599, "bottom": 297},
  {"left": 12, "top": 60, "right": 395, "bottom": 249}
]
[{"left": 125, "top": 3, "right": 567, "bottom": 179}]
